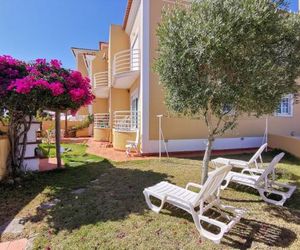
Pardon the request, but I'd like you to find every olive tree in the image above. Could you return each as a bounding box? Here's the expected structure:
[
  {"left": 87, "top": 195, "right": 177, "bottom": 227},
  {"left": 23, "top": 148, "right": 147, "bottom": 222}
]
[{"left": 154, "top": 0, "right": 300, "bottom": 184}]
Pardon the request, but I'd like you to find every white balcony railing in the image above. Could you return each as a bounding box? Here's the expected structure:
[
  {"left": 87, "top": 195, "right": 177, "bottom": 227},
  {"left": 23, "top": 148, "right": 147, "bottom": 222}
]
[
  {"left": 94, "top": 71, "right": 109, "bottom": 88},
  {"left": 113, "top": 49, "right": 140, "bottom": 76},
  {"left": 94, "top": 113, "right": 110, "bottom": 129},
  {"left": 113, "top": 111, "right": 139, "bottom": 132}
]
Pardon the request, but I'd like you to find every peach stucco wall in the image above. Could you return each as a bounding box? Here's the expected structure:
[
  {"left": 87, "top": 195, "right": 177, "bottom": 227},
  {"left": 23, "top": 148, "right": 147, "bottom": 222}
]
[
  {"left": 108, "top": 25, "right": 130, "bottom": 84},
  {"left": 269, "top": 134, "right": 300, "bottom": 158},
  {"left": 148, "top": 0, "right": 300, "bottom": 141},
  {"left": 93, "top": 98, "right": 109, "bottom": 114},
  {"left": 77, "top": 54, "right": 88, "bottom": 77},
  {"left": 0, "top": 136, "right": 9, "bottom": 180},
  {"left": 94, "top": 128, "right": 110, "bottom": 142},
  {"left": 92, "top": 49, "right": 108, "bottom": 77},
  {"left": 76, "top": 53, "right": 90, "bottom": 116},
  {"left": 112, "top": 130, "right": 137, "bottom": 151}
]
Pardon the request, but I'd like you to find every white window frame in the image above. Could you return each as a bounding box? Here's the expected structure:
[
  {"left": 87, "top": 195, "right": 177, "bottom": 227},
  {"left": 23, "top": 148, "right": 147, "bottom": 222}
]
[
  {"left": 131, "top": 89, "right": 139, "bottom": 129},
  {"left": 275, "top": 94, "right": 294, "bottom": 117},
  {"left": 131, "top": 34, "right": 139, "bottom": 71}
]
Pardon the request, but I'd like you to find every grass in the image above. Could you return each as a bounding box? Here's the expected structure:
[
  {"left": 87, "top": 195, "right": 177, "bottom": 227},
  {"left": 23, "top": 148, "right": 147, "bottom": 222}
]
[{"left": 0, "top": 144, "right": 300, "bottom": 249}]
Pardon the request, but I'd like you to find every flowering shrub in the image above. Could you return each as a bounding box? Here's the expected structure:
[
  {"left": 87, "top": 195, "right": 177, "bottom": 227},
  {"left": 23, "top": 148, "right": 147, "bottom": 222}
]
[
  {"left": 0, "top": 55, "right": 94, "bottom": 177},
  {"left": 3, "top": 58, "right": 94, "bottom": 113},
  {"left": 0, "top": 55, "right": 28, "bottom": 96}
]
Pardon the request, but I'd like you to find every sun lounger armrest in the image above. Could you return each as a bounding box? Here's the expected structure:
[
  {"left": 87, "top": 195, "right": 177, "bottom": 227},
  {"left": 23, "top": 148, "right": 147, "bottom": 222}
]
[
  {"left": 164, "top": 194, "right": 194, "bottom": 208},
  {"left": 185, "top": 182, "right": 202, "bottom": 191}
]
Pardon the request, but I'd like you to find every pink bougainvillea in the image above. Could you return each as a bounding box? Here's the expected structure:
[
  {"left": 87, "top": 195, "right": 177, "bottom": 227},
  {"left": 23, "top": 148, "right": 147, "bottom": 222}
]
[
  {"left": 69, "top": 88, "right": 85, "bottom": 102},
  {"left": 48, "top": 82, "right": 64, "bottom": 96},
  {"left": 50, "top": 59, "right": 62, "bottom": 69},
  {"left": 1, "top": 55, "right": 94, "bottom": 177},
  {"left": 0, "top": 55, "right": 28, "bottom": 95},
  {"left": 1, "top": 56, "right": 94, "bottom": 113}
]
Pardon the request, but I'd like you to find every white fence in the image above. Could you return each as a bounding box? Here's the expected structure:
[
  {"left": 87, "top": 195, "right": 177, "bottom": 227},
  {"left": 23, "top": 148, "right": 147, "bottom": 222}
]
[
  {"left": 94, "top": 113, "right": 110, "bottom": 129},
  {"left": 113, "top": 49, "right": 140, "bottom": 75},
  {"left": 113, "top": 111, "right": 139, "bottom": 131},
  {"left": 94, "top": 71, "right": 109, "bottom": 87}
]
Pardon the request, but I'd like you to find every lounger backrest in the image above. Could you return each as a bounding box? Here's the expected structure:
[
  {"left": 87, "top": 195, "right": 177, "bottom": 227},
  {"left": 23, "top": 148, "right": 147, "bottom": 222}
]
[
  {"left": 192, "top": 165, "right": 232, "bottom": 206},
  {"left": 255, "top": 152, "right": 285, "bottom": 188},
  {"left": 248, "top": 143, "right": 268, "bottom": 168}
]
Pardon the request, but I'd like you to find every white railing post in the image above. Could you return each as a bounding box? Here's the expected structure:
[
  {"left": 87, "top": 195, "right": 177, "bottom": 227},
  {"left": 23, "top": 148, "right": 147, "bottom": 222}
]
[
  {"left": 113, "top": 49, "right": 140, "bottom": 76},
  {"left": 94, "top": 113, "right": 110, "bottom": 129},
  {"left": 94, "top": 71, "right": 109, "bottom": 88},
  {"left": 113, "top": 110, "right": 140, "bottom": 132}
]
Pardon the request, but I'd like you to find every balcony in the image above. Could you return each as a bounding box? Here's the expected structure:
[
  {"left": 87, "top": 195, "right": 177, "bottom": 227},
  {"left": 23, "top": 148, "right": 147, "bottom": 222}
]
[
  {"left": 112, "top": 49, "right": 140, "bottom": 89},
  {"left": 113, "top": 111, "right": 139, "bottom": 132},
  {"left": 93, "top": 71, "right": 109, "bottom": 98},
  {"left": 94, "top": 113, "right": 110, "bottom": 142},
  {"left": 94, "top": 113, "right": 110, "bottom": 129}
]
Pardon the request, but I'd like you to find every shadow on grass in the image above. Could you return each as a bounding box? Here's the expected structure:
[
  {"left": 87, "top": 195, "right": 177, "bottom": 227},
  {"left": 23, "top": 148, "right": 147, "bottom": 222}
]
[
  {"left": 223, "top": 218, "right": 297, "bottom": 249},
  {"left": 159, "top": 204, "right": 296, "bottom": 249},
  {"left": 0, "top": 158, "right": 169, "bottom": 236},
  {"left": 264, "top": 205, "right": 300, "bottom": 225},
  {"left": 44, "top": 161, "right": 169, "bottom": 232}
]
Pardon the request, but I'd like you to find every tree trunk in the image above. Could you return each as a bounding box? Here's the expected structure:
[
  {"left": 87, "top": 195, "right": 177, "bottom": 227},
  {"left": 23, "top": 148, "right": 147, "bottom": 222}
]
[
  {"left": 55, "top": 111, "right": 62, "bottom": 169},
  {"left": 201, "top": 135, "right": 214, "bottom": 185},
  {"left": 64, "top": 112, "right": 68, "bottom": 137}
]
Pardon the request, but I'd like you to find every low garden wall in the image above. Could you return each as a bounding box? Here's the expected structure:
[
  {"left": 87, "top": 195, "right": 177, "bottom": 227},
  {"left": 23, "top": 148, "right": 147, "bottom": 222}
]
[
  {"left": 0, "top": 136, "right": 9, "bottom": 180},
  {"left": 268, "top": 134, "right": 300, "bottom": 159},
  {"left": 42, "top": 120, "right": 81, "bottom": 131},
  {"left": 112, "top": 130, "right": 137, "bottom": 151},
  {"left": 42, "top": 121, "right": 91, "bottom": 137},
  {"left": 76, "top": 127, "right": 90, "bottom": 137},
  {"left": 94, "top": 128, "right": 111, "bottom": 142}
]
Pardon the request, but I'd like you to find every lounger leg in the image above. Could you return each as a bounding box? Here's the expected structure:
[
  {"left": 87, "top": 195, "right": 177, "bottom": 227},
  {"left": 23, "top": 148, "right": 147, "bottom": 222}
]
[
  {"left": 190, "top": 210, "right": 227, "bottom": 244},
  {"left": 143, "top": 191, "right": 165, "bottom": 213},
  {"left": 126, "top": 146, "right": 131, "bottom": 157},
  {"left": 258, "top": 189, "right": 287, "bottom": 206}
]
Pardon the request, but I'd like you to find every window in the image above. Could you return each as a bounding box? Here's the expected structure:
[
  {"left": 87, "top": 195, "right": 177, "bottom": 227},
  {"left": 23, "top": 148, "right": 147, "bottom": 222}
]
[
  {"left": 131, "top": 35, "right": 139, "bottom": 71},
  {"left": 131, "top": 90, "right": 139, "bottom": 129},
  {"left": 276, "top": 94, "right": 293, "bottom": 117},
  {"left": 222, "top": 104, "right": 235, "bottom": 115}
]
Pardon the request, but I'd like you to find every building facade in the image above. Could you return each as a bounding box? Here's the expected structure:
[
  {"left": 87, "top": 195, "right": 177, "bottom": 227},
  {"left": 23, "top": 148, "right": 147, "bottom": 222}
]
[{"left": 72, "top": 0, "right": 300, "bottom": 154}]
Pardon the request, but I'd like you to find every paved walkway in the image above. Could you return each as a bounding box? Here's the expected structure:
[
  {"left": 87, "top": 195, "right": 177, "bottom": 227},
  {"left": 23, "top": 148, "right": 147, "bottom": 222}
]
[
  {"left": 86, "top": 138, "right": 259, "bottom": 162},
  {"left": 0, "top": 239, "right": 27, "bottom": 250},
  {"left": 41, "top": 136, "right": 260, "bottom": 165},
  {"left": 86, "top": 139, "right": 154, "bottom": 162},
  {"left": 39, "top": 158, "right": 65, "bottom": 171}
]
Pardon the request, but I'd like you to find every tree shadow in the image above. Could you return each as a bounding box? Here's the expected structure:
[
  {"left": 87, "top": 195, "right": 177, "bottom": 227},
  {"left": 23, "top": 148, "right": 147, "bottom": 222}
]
[
  {"left": 24, "top": 160, "right": 168, "bottom": 232},
  {"left": 222, "top": 218, "right": 297, "bottom": 249},
  {"left": 263, "top": 205, "right": 300, "bottom": 225},
  {"left": 159, "top": 205, "right": 296, "bottom": 249},
  {"left": 0, "top": 158, "right": 169, "bottom": 237}
]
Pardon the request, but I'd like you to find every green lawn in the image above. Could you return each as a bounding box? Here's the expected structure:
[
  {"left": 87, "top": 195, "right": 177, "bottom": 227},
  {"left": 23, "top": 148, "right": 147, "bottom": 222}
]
[{"left": 0, "top": 144, "right": 299, "bottom": 249}]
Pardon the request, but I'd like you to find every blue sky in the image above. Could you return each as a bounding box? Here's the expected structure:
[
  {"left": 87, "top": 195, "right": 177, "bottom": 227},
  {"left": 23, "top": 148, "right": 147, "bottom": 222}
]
[
  {"left": 0, "top": 0, "right": 298, "bottom": 70},
  {"left": 0, "top": 0, "right": 127, "bottom": 69}
]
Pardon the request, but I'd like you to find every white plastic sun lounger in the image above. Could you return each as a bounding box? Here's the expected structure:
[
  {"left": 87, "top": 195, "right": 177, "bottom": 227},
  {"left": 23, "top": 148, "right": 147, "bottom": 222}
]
[
  {"left": 212, "top": 143, "right": 267, "bottom": 170},
  {"left": 143, "top": 165, "right": 245, "bottom": 244},
  {"left": 222, "top": 153, "right": 296, "bottom": 206}
]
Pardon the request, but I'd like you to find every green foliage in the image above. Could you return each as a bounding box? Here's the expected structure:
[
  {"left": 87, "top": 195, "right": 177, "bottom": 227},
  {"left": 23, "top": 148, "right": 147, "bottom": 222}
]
[
  {"left": 154, "top": 0, "right": 300, "bottom": 183},
  {"left": 69, "top": 115, "right": 93, "bottom": 132},
  {"left": 154, "top": 0, "right": 300, "bottom": 119},
  {"left": 36, "top": 111, "right": 53, "bottom": 122}
]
